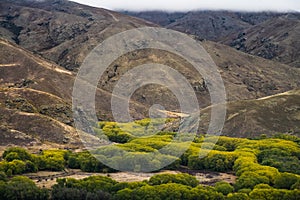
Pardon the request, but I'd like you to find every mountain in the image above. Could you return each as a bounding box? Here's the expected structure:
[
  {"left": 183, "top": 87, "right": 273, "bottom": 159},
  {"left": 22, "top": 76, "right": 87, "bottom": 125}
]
[
  {"left": 125, "top": 11, "right": 285, "bottom": 42},
  {"left": 0, "top": 0, "right": 300, "bottom": 147},
  {"left": 223, "top": 14, "right": 300, "bottom": 68},
  {"left": 0, "top": 38, "right": 149, "bottom": 147},
  {"left": 0, "top": 0, "right": 156, "bottom": 71},
  {"left": 126, "top": 11, "right": 300, "bottom": 68},
  {"left": 0, "top": 38, "right": 79, "bottom": 147}
]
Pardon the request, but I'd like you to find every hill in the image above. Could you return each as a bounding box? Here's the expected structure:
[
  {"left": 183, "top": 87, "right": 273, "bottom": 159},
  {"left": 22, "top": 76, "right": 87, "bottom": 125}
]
[
  {"left": 209, "top": 89, "right": 300, "bottom": 137},
  {"left": 125, "top": 11, "right": 285, "bottom": 42},
  {"left": 126, "top": 11, "right": 300, "bottom": 68},
  {"left": 223, "top": 14, "right": 300, "bottom": 68},
  {"left": 0, "top": 0, "right": 156, "bottom": 71},
  {"left": 0, "top": 1, "right": 300, "bottom": 147},
  {"left": 0, "top": 38, "right": 149, "bottom": 147}
]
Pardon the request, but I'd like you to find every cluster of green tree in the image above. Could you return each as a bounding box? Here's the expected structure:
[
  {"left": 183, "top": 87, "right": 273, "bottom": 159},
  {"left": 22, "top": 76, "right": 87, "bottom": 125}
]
[
  {"left": 66, "top": 151, "right": 116, "bottom": 173},
  {"left": 0, "top": 172, "right": 299, "bottom": 200},
  {"left": 0, "top": 176, "right": 49, "bottom": 200},
  {"left": 1, "top": 127, "right": 300, "bottom": 200},
  {"left": 50, "top": 174, "right": 300, "bottom": 200},
  {"left": 0, "top": 147, "right": 119, "bottom": 176},
  {"left": 95, "top": 119, "right": 174, "bottom": 143},
  {"left": 0, "top": 147, "right": 66, "bottom": 176},
  {"left": 91, "top": 126, "right": 300, "bottom": 192},
  {"left": 257, "top": 146, "right": 300, "bottom": 174}
]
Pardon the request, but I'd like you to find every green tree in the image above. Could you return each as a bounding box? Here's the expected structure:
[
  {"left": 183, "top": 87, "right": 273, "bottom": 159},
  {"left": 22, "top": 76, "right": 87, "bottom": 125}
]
[
  {"left": 226, "top": 193, "right": 249, "bottom": 200},
  {"left": 4, "top": 176, "right": 49, "bottom": 200},
  {"left": 214, "top": 181, "right": 234, "bottom": 195},
  {"left": 274, "top": 173, "right": 299, "bottom": 189},
  {"left": 149, "top": 173, "right": 198, "bottom": 187},
  {"left": 3, "top": 147, "right": 32, "bottom": 162}
]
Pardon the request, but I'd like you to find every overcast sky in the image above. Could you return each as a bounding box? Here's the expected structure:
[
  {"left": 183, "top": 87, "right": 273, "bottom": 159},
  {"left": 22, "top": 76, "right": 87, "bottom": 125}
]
[{"left": 72, "top": 0, "right": 300, "bottom": 12}]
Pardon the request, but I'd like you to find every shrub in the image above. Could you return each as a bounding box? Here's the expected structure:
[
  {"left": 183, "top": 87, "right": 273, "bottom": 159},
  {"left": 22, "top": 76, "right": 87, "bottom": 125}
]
[
  {"left": 274, "top": 173, "right": 299, "bottom": 189},
  {"left": 149, "top": 173, "right": 198, "bottom": 187},
  {"left": 214, "top": 181, "right": 234, "bottom": 195},
  {"left": 3, "top": 147, "right": 32, "bottom": 162}
]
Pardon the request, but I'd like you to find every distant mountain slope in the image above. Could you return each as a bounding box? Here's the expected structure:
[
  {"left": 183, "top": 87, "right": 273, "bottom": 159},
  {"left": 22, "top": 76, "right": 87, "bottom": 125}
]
[
  {"left": 223, "top": 15, "right": 300, "bottom": 68},
  {"left": 126, "top": 11, "right": 300, "bottom": 68},
  {"left": 125, "top": 11, "right": 285, "bottom": 41},
  {"left": 202, "top": 41, "right": 300, "bottom": 100}
]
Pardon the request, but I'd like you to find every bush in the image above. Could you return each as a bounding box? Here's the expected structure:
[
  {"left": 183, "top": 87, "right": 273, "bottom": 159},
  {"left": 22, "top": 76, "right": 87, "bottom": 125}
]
[
  {"left": 235, "top": 172, "right": 269, "bottom": 190},
  {"left": 149, "top": 173, "right": 198, "bottom": 187},
  {"left": 1, "top": 176, "right": 49, "bottom": 200},
  {"left": 226, "top": 193, "right": 249, "bottom": 200},
  {"left": 51, "top": 187, "right": 111, "bottom": 200},
  {"left": 3, "top": 147, "right": 32, "bottom": 161},
  {"left": 214, "top": 181, "right": 234, "bottom": 195},
  {"left": 274, "top": 173, "right": 299, "bottom": 189}
]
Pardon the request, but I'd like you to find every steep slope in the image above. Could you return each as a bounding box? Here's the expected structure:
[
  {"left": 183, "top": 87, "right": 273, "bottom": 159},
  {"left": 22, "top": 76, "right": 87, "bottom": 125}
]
[
  {"left": 0, "top": 38, "right": 148, "bottom": 120},
  {"left": 202, "top": 41, "right": 300, "bottom": 101},
  {"left": 104, "top": 41, "right": 300, "bottom": 111},
  {"left": 127, "top": 11, "right": 300, "bottom": 68},
  {"left": 0, "top": 38, "right": 148, "bottom": 146},
  {"left": 0, "top": 0, "right": 156, "bottom": 71},
  {"left": 224, "top": 14, "right": 300, "bottom": 68}
]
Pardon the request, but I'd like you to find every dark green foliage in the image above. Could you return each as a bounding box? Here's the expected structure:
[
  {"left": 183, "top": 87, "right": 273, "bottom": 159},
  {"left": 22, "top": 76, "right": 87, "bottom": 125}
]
[
  {"left": 214, "top": 181, "right": 234, "bottom": 195},
  {"left": 111, "top": 181, "right": 148, "bottom": 193},
  {"left": 0, "top": 176, "right": 49, "bottom": 200},
  {"left": 249, "top": 188, "right": 300, "bottom": 200},
  {"left": 216, "top": 137, "right": 242, "bottom": 151},
  {"left": 56, "top": 176, "right": 118, "bottom": 193},
  {"left": 149, "top": 173, "right": 198, "bottom": 187},
  {"left": 51, "top": 187, "right": 111, "bottom": 200},
  {"left": 258, "top": 148, "right": 300, "bottom": 174},
  {"left": 235, "top": 172, "right": 270, "bottom": 190},
  {"left": 291, "top": 179, "right": 300, "bottom": 189},
  {"left": 113, "top": 188, "right": 133, "bottom": 200},
  {"left": 226, "top": 193, "right": 249, "bottom": 200},
  {"left": 188, "top": 152, "right": 237, "bottom": 172},
  {"left": 100, "top": 122, "right": 133, "bottom": 143},
  {"left": 274, "top": 172, "right": 299, "bottom": 189},
  {"left": 0, "top": 172, "right": 7, "bottom": 181},
  {"left": 3, "top": 147, "right": 33, "bottom": 162},
  {"left": 130, "top": 183, "right": 225, "bottom": 200}
]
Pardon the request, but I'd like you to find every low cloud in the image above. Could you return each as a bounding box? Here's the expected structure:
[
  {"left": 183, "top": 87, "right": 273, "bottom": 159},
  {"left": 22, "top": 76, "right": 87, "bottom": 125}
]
[{"left": 72, "top": 0, "right": 300, "bottom": 12}]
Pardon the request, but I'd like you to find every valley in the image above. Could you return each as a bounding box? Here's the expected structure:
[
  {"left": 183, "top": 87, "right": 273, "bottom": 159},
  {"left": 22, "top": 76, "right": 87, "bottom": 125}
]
[{"left": 0, "top": 0, "right": 299, "bottom": 199}]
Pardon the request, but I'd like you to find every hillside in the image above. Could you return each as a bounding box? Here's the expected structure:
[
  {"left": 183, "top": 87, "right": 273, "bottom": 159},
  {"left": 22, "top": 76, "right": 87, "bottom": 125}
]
[
  {"left": 223, "top": 14, "right": 300, "bottom": 68},
  {"left": 0, "top": 38, "right": 149, "bottom": 147},
  {"left": 165, "top": 89, "right": 300, "bottom": 137},
  {"left": 202, "top": 90, "right": 300, "bottom": 137},
  {"left": 125, "top": 11, "right": 285, "bottom": 42},
  {"left": 0, "top": 0, "right": 156, "bottom": 71},
  {"left": 127, "top": 11, "right": 300, "bottom": 68},
  {"left": 0, "top": 0, "right": 300, "bottom": 147}
]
